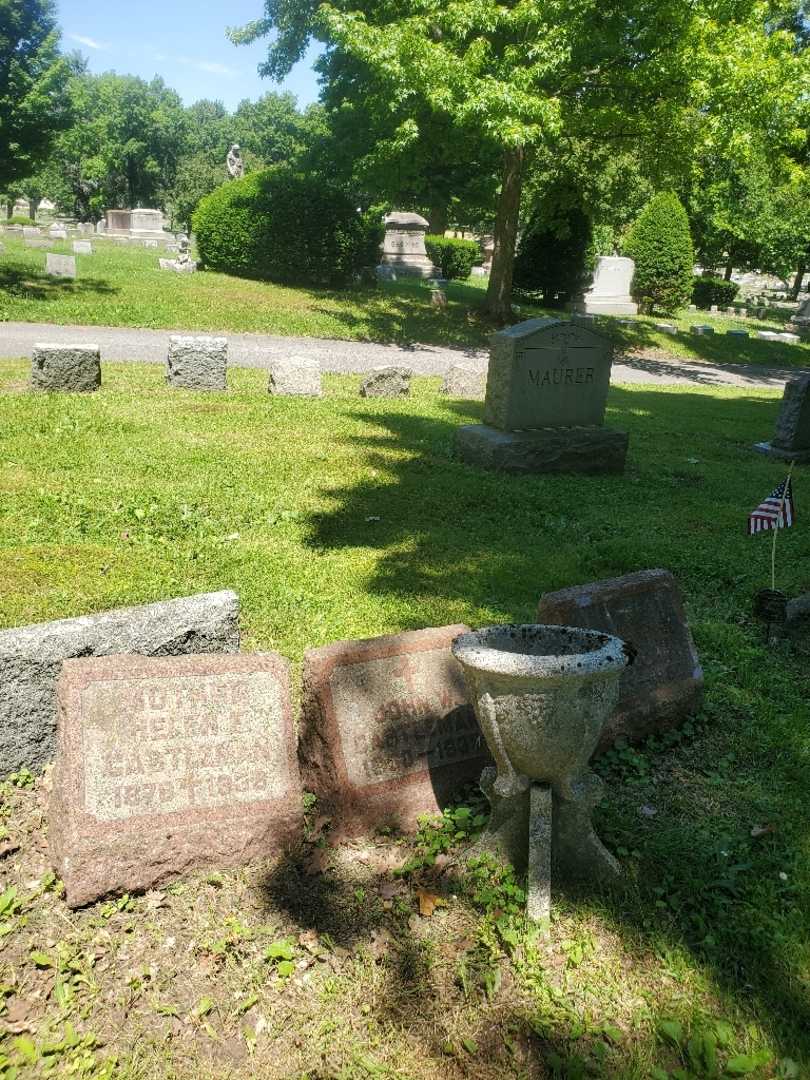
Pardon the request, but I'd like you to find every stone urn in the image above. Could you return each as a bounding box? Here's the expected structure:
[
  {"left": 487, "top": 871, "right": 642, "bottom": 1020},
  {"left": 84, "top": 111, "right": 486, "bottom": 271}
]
[{"left": 452, "top": 624, "right": 631, "bottom": 914}]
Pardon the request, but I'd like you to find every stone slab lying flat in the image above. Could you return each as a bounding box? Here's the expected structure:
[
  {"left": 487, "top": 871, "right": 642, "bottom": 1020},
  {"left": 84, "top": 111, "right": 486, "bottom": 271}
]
[
  {"left": 537, "top": 569, "right": 703, "bottom": 749},
  {"left": 455, "top": 424, "right": 628, "bottom": 474},
  {"left": 300, "top": 625, "right": 490, "bottom": 835},
  {"left": 0, "top": 590, "right": 239, "bottom": 777},
  {"left": 268, "top": 356, "right": 322, "bottom": 397},
  {"left": 50, "top": 652, "right": 300, "bottom": 907},
  {"left": 31, "top": 344, "right": 101, "bottom": 392},
  {"left": 167, "top": 335, "right": 227, "bottom": 390}
]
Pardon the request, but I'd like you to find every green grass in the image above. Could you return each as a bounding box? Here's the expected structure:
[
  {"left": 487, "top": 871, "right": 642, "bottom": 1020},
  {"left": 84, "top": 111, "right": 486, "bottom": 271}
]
[
  {"left": 2, "top": 233, "right": 809, "bottom": 370},
  {"left": 0, "top": 361, "right": 809, "bottom": 1078}
]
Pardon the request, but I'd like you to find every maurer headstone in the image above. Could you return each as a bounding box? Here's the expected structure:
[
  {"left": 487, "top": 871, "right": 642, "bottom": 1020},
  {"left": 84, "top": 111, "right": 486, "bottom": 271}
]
[
  {"left": 50, "top": 652, "right": 301, "bottom": 907},
  {"left": 377, "top": 212, "right": 438, "bottom": 278},
  {"left": 537, "top": 569, "right": 703, "bottom": 749},
  {"left": 754, "top": 374, "right": 810, "bottom": 463},
  {"left": 573, "top": 255, "right": 638, "bottom": 316},
  {"left": 456, "top": 317, "right": 628, "bottom": 473},
  {"left": 300, "top": 626, "right": 489, "bottom": 836}
]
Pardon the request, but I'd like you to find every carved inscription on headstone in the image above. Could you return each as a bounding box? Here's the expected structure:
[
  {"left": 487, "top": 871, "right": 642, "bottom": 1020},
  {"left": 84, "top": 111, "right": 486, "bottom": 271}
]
[
  {"left": 50, "top": 653, "right": 301, "bottom": 907},
  {"left": 300, "top": 626, "right": 490, "bottom": 835}
]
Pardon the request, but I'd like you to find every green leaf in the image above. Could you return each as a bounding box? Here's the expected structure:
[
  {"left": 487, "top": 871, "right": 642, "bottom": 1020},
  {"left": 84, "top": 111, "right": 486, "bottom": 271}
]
[
  {"left": 13, "top": 1036, "right": 37, "bottom": 1065},
  {"left": 714, "top": 1020, "right": 735, "bottom": 1047},
  {"left": 193, "top": 996, "right": 215, "bottom": 1017},
  {"left": 725, "top": 1055, "right": 758, "bottom": 1075},
  {"left": 658, "top": 1019, "right": 684, "bottom": 1047},
  {"left": 602, "top": 1024, "right": 623, "bottom": 1044},
  {"left": 30, "top": 950, "right": 53, "bottom": 968},
  {"left": 461, "top": 1038, "right": 478, "bottom": 1054},
  {"left": 265, "top": 941, "right": 294, "bottom": 961},
  {"left": 275, "top": 959, "right": 295, "bottom": 978},
  {"left": 237, "top": 993, "right": 259, "bottom": 1014}
]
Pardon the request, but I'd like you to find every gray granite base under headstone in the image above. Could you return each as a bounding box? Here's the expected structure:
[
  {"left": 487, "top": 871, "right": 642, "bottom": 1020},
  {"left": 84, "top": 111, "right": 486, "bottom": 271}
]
[
  {"left": 456, "top": 424, "right": 628, "bottom": 474},
  {"left": 31, "top": 344, "right": 101, "bottom": 392},
  {"left": 166, "top": 336, "right": 227, "bottom": 390},
  {"left": 0, "top": 590, "right": 240, "bottom": 777}
]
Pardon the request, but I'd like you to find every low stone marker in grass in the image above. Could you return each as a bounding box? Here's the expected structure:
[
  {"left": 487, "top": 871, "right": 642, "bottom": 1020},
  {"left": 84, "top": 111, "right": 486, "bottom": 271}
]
[
  {"left": 24, "top": 236, "right": 48, "bottom": 248},
  {"left": 690, "top": 325, "right": 714, "bottom": 335},
  {"left": 0, "top": 590, "right": 240, "bottom": 777},
  {"left": 45, "top": 253, "right": 76, "bottom": 279},
  {"left": 456, "top": 317, "right": 628, "bottom": 474},
  {"left": 72, "top": 240, "right": 92, "bottom": 255},
  {"left": 31, "top": 343, "right": 101, "bottom": 393},
  {"left": 537, "top": 569, "right": 704, "bottom": 750},
  {"left": 268, "top": 356, "right": 322, "bottom": 397},
  {"left": 50, "top": 652, "right": 300, "bottom": 907},
  {"left": 360, "top": 366, "right": 412, "bottom": 398},
  {"left": 300, "top": 625, "right": 490, "bottom": 835},
  {"left": 440, "top": 364, "right": 486, "bottom": 399},
  {"left": 754, "top": 373, "right": 810, "bottom": 464},
  {"left": 167, "top": 335, "right": 227, "bottom": 390}
]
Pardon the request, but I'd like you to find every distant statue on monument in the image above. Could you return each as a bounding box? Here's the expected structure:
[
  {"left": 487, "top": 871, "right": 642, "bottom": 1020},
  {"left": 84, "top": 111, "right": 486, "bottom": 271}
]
[{"left": 226, "top": 144, "right": 244, "bottom": 180}]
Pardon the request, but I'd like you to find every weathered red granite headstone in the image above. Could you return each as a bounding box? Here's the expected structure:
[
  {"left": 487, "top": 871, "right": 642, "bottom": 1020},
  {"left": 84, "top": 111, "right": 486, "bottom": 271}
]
[
  {"left": 300, "top": 625, "right": 490, "bottom": 836},
  {"left": 537, "top": 569, "right": 703, "bottom": 750},
  {"left": 50, "top": 653, "right": 301, "bottom": 907}
]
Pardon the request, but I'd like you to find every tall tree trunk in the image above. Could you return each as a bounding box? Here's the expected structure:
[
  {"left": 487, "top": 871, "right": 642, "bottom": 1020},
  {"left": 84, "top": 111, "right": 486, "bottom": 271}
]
[
  {"left": 29, "top": 198, "right": 40, "bottom": 222},
  {"left": 791, "top": 263, "right": 805, "bottom": 300},
  {"left": 485, "top": 147, "right": 525, "bottom": 321},
  {"left": 428, "top": 204, "right": 449, "bottom": 236},
  {"left": 723, "top": 258, "right": 734, "bottom": 281}
]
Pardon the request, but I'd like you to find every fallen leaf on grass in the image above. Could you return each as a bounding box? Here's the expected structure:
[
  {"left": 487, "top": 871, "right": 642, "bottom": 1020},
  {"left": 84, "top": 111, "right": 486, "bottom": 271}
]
[
  {"left": 416, "top": 888, "right": 444, "bottom": 917},
  {"left": 379, "top": 881, "right": 405, "bottom": 901},
  {"left": 750, "top": 823, "right": 775, "bottom": 838},
  {"left": 368, "top": 928, "right": 393, "bottom": 960},
  {"left": 298, "top": 929, "right": 321, "bottom": 954},
  {"left": 0, "top": 841, "right": 20, "bottom": 859}
]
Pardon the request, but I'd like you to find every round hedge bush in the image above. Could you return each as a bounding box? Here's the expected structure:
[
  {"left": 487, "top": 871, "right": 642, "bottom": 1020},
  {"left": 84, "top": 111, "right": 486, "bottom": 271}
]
[
  {"left": 192, "top": 168, "right": 383, "bottom": 287},
  {"left": 692, "top": 276, "right": 740, "bottom": 309},
  {"left": 624, "top": 192, "right": 694, "bottom": 315},
  {"left": 424, "top": 235, "right": 479, "bottom": 279}
]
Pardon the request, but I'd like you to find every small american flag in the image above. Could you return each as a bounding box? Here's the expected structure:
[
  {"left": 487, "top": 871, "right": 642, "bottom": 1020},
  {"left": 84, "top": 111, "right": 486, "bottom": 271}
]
[{"left": 748, "top": 477, "right": 795, "bottom": 535}]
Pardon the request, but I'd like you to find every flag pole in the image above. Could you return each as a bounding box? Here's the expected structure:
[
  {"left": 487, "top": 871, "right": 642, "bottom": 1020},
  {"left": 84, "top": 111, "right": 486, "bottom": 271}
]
[{"left": 770, "top": 461, "right": 795, "bottom": 592}]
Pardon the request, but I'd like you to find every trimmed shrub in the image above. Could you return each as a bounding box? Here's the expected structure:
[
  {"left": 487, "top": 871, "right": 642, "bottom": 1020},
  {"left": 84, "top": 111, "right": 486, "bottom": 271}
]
[
  {"left": 424, "top": 235, "right": 479, "bottom": 280},
  {"left": 192, "top": 168, "right": 383, "bottom": 287},
  {"left": 692, "top": 276, "right": 740, "bottom": 309},
  {"left": 7, "top": 215, "right": 35, "bottom": 225},
  {"left": 513, "top": 207, "right": 592, "bottom": 307},
  {"left": 624, "top": 192, "right": 694, "bottom": 315}
]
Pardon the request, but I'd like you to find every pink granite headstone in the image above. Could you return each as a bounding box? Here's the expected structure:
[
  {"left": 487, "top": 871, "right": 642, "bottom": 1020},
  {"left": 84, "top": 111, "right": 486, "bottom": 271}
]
[
  {"left": 300, "top": 625, "right": 490, "bottom": 836},
  {"left": 50, "top": 653, "right": 301, "bottom": 907}
]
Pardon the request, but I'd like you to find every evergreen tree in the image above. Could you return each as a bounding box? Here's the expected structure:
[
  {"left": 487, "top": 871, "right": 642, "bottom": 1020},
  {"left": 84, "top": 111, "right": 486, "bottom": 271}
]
[{"left": 625, "top": 193, "right": 694, "bottom": 315}]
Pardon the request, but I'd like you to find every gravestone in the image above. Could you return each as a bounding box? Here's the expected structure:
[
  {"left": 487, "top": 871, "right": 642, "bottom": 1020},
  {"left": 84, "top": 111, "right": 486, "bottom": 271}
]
[
  {"left": 0, "top": 590, "right": 239, "bottom": 777},
  {"left": 72, "top": 240, "right": 92, "bottom": 255},
  {"left": 455, "top": 317, "right": 628, "bottom": 473},
  {"left": 22, "top": 226, "right": 41, "bottom": 238},
  {"left": 727, "top": 329, "right": 749, "bottom": 338},
  {"left": 690, "top": 325, "right": 714, "bottom": 335},
  {"left": 377, "top": 212, "right": 438, "bottom": 278},
  {"left": 440, "top": 364, "right": 486, "bottom": 400},
  {"left": 31, "top": 344, "right": 100, "bottom": 393},
  {"left": 300, "top": 626, "right": 489, "bottom": 835},
  {"left": 45, "top": 253, "right": 76, "bottom": 279},
  {"left": 654, "top": 323, "right": 677, "bottom": 335},
  {"left": 754, "top": 373, "right": 810, "bottom": 463},
  {"left": 48, "top": 226, "right": 68, "bottom": 240},
  {"left": 360, "top": 366, "right": 411, "bottom": 398},
  {"left": 167, "top": 336, "right": 227, "bottom": 390},
  {"left": 537, "top": 569, "right": 703, "bottom": 749},
  {"left": 106, "top": 209, "right": 132, "bottom": 234},
  {"left": 267, "top": 356, "right": 322, "bottom": 397},
  {"left": 573, "top": 256, "right": 638, "bottom": 315},
  {"left": 50, "top": 652, "right": 300, "bottom": 907},
  {"left": 24, "top": 236, "right": 48, "bottom": 249},
  {"left": 76, "top": 223, "right": 95, "bottom": 236}
]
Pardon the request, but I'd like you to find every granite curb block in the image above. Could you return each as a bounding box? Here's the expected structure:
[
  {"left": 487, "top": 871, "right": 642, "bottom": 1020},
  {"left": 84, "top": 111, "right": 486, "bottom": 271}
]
[
  {"left": 0, "top": 590, "right": 240, "bottom": 777},
  {"left": 167, "top": 335, "right": 228, "bottom": 390},
  {"left": 299, "top": 625, "right": 490, "bottom": 836},
  {"left": 537, "top": 569, "right": 703, "bottom": 749},
  {"left": 31, "top": 344, "right": 101, "bottom": 392},
  {"left": 50, "top": 652, "right": 300, "bottom": 907}
]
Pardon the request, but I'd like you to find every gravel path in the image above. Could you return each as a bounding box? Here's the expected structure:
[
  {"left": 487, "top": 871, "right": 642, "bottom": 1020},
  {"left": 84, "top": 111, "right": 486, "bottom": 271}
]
[{"left": 0, "top": 320, "right": 801, "bottom": 388}]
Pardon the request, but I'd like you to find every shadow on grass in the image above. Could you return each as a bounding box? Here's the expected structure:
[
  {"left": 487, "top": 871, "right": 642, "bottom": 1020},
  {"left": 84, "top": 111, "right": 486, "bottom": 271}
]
[
  {"left": 0, "top": 262, "right": 118, "bottom": 302},
  {"left": 262, "top": 385, "right": 809, "bottom": 1072}
]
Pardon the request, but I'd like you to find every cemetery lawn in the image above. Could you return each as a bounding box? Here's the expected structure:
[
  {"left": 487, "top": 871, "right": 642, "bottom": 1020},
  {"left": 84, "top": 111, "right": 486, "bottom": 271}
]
[
  {"left": 2, "top": 234, "right": 810, "bottom": 369},
  {"left": 1, "top": 361, "right": 810, "bottom": 1079}
]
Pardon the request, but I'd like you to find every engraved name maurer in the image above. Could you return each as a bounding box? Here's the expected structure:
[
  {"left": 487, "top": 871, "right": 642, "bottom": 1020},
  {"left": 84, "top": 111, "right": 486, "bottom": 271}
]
[
  {"left": 528, "top": 366, "right": 595, "bottom": 388},
  {"left": 81, "top": 672, "right": 288, "bottom": 822}
]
